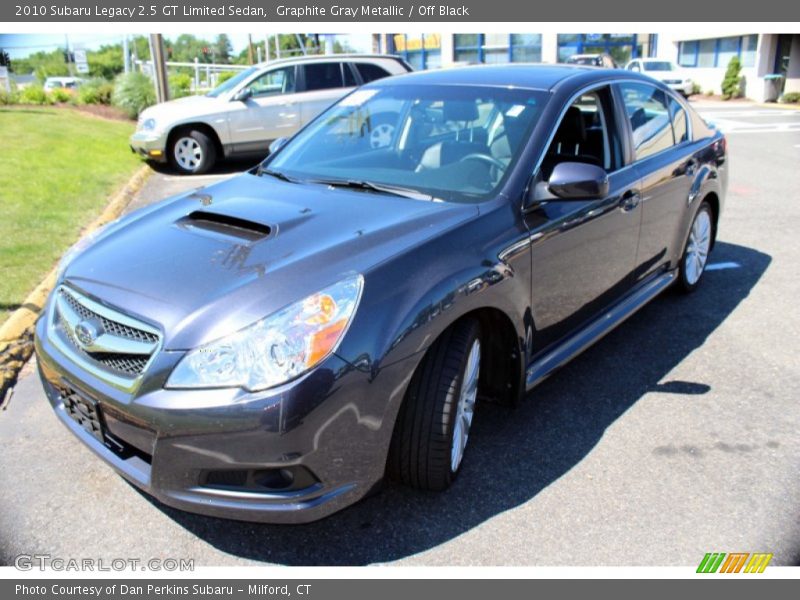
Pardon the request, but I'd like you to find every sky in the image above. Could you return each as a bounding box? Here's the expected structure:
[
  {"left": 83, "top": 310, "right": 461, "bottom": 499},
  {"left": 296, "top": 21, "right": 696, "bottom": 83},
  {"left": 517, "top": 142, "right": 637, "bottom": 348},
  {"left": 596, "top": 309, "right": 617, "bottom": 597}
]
[{"left": 0, "top": 33, "right": 374, "bottom": 59}]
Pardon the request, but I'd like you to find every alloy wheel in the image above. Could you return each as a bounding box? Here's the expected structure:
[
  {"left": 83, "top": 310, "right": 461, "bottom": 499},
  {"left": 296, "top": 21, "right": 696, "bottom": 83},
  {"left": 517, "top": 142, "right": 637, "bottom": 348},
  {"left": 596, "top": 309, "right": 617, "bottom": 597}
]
[
  {"left": 174, "top": 137, "right": 203, "bottom": 171},
  {"left": 684, "top": 208, "right": 712, "bottom": 285},
  {"left": 451, "top": 338, "right": 480, "bottom": 472}
]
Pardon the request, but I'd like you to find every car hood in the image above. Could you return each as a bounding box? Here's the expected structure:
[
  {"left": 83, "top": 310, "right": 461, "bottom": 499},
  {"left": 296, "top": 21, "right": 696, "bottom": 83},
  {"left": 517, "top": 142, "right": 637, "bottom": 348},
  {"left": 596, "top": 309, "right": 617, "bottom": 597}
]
[
  {"left": 140, "top": 94, "right": 225, "bottom": 125},
  {"left": 62, "top": 173, "right": 478, "bottom": 350}
]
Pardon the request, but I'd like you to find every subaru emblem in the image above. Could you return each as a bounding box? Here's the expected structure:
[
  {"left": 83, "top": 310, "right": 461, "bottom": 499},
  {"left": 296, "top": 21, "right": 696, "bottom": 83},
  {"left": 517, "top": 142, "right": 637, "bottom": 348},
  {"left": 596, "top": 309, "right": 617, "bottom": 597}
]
[{"left": 74, "top": 321, "right": 98, "bottom": 347}]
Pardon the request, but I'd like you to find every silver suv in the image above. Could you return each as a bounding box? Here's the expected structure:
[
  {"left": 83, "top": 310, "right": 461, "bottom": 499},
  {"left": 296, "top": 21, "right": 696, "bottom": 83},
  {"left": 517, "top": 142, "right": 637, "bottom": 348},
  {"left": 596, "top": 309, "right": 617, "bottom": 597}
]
[{"left": 130, "top": 54, "right": 412, "bottom": 174}]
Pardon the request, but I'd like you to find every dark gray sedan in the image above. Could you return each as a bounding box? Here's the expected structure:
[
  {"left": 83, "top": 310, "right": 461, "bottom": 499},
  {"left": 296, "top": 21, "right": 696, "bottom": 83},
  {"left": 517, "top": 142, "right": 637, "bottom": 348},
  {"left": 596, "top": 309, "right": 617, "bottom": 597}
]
[{"left": 36, "top": 65, "right": 727, "bottom": 523}]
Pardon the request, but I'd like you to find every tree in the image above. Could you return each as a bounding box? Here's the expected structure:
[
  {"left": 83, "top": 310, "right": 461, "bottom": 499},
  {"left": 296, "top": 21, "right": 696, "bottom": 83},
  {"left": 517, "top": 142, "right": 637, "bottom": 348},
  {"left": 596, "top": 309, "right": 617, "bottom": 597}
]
[
  {"left": 214, "top": 34, "right": 233, "bottom": 63},
  {"left": 721, "top": 56, "right": 743, "bottom": 100},
  {"left": 0, "top": 49, "right": 10, "bottom": 69}
]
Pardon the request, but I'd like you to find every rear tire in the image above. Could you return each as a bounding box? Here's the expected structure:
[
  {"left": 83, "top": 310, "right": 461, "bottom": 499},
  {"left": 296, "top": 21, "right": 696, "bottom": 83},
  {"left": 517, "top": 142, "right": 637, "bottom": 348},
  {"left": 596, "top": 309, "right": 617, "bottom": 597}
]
[
  {"left": 387, "top": 319, "right": 482, "bottom": 491},
  {"left": 677, "top": 201, "right": 713, "bottom": 293},
  {"left": 169, "top": 129, "right": 216, "bottom": 175}
]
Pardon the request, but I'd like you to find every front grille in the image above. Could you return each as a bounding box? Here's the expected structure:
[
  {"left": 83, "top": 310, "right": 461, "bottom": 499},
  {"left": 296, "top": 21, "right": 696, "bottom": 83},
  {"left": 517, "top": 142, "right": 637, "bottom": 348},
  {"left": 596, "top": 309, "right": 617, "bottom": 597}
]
[
  {"left": 53, "top": 286, "right": 161, "bottom": 381},
  {"left": 59, "top": 289, "right": 159, "bottom": 344}
]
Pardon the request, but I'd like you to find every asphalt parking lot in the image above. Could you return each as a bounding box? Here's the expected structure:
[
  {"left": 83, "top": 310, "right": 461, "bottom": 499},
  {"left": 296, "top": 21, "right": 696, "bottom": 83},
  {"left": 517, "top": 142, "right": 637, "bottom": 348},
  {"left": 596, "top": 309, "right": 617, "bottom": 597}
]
[{"left": 1, "top": 101, "right": 798, "bottom": 567}]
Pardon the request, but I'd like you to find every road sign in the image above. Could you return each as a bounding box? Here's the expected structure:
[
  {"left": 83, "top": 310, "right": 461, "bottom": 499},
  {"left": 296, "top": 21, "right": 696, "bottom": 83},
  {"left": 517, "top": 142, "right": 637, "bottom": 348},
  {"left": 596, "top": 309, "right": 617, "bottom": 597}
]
[{"left": 73, "top": 49, "right": 89, "bottom": 74}]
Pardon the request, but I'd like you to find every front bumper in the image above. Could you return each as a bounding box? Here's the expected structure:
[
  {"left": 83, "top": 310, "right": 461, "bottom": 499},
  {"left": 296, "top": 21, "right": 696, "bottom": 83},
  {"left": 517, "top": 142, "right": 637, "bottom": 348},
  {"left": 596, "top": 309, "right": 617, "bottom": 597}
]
[
  {"left": 130, "top": 130, "right": 168, "bottom": 163},
  {"left": 34, "top": 304, "right": 410, "bottom": 524},
  {"left": 666, "top": 81, "right": 693, "bottom": 96}
]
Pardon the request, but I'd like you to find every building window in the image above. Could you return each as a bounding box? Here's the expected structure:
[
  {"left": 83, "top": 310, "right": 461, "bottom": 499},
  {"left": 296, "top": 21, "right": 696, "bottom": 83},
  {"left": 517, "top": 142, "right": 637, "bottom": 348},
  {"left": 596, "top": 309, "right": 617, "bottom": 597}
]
[
  {"left": 556, "top": 34, "right": 641, "bottom": 66},
  {"left": 678, "top": 41, "right": 698, "bottom": 67},
  {"left": 678, "top": 35, "right": 760, "bottom": 69},
  {"left": 392, "top": 34, "right": 441, "bottom": 70},
  {"left": 741, "top": 34, "right": 758, "bottom": 67},
  {"left": 510, "top": 34, "right": 542, "bottom": 62},
  {"left": 453, "top": 34, "right": 542, "bottom": 65},
  {"left": 454, "top": 34, "right": 480, "bottom": 63}
]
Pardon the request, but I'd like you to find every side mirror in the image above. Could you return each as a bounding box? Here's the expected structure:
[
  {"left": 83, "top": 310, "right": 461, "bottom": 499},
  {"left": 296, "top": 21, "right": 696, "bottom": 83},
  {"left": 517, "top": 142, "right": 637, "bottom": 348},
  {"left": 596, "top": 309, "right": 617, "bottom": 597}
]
[
  {"left": 232, "top": 87, "right": 252, "bottom": 102},
  {"left": 269, "top": 137, "right": 289, "bottom": 155},
  {"left": 547, "top": 162, "right": 609, "bottom": 200}
]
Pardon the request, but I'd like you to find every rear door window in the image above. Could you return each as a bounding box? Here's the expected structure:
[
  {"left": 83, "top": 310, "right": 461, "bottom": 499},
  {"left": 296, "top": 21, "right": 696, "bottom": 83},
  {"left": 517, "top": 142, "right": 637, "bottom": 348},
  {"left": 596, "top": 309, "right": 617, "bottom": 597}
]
[
  {"left": 356, "top": 62, "right": 392, "bottom": 83},
  {"left": 668, "top": 96, "right": 689, "bottom": 144},
  {"left": 302, "top": 62, "right": 345, "bottom": 92},
  {"left": 619, "top": 82, "right": 675, "bottom": 160}
]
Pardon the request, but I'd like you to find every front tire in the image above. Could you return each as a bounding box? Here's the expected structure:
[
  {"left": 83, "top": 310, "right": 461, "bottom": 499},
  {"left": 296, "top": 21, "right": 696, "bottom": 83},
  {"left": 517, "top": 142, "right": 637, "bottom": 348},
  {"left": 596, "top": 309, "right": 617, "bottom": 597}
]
[
  {"left": 387, "top": 319, "right": 482, "bottom": 491},
  {"left": 678, "top": 201, "right": 713, "bottom": 292},
  {"left": 169, "top": 129, "right": 216, "bottom": 175}
]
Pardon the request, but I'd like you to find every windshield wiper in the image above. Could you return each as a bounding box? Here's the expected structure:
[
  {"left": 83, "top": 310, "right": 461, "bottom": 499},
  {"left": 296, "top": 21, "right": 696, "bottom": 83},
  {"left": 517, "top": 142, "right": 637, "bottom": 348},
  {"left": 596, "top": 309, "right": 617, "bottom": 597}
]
[
  {"left": 309, "top": 178, "right": 435, "bottom": 202},
  {"left": 256, "top": 166, "right": 298, "bottom": 183}
]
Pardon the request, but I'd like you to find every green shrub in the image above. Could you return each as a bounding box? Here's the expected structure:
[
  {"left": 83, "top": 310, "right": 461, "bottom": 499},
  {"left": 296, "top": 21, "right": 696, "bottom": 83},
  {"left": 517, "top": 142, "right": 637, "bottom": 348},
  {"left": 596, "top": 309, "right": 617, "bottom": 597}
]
[
  {"left": 721, "top": 57, "right": 743, "bottom": 100},
  {"left": 169, "top": 72, "right": 193, "bottom": 99},
  {"left": 19, "top": 84, "right": 50, "bottom": 105},
  {"left": 691, "top": 82, "right": 702, "bottom": 96},
  {"left": 216, "top": 71, "right": 237, "bottom": 85},
  {"left": 0, "top": 86, "right": 19, "bottom": 105},
  {"left": 112, "top": 71, "right": 156, "bottom": 118},
  {"left": 781, "top": 92, "right": 800, "bottom": 104},
  {"left": 77, "top": 78, "right": 114, "bottom": 105},
  {"left": 49, "top": 87, "right": 72, "bottom": 103}
]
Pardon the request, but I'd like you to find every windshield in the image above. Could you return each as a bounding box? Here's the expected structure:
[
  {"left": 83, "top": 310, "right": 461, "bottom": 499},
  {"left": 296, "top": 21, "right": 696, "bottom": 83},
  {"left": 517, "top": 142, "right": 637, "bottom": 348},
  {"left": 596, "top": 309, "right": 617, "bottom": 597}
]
[
  {"left": 644, "top": 61, "right": 674, "bottom": 72},
  {"left": 265, "top": 84, "right": 548, "bottom": 203},
  {"left": 206, "top": 67, "right": 259, "bottom": 98}
]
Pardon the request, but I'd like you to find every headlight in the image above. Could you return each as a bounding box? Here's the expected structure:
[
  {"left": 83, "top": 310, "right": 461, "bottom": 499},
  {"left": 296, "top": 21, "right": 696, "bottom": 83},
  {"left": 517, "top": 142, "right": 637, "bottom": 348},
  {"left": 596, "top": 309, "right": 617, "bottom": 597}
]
[
  {"left": 56, "top": 221, "right": 115, "bottom": 280},
  {"left": 166, "top": 275, "right": 363, "bottom": 392},
  {"left": 139, "top": 118, "right": 156, "bottom": 131}
]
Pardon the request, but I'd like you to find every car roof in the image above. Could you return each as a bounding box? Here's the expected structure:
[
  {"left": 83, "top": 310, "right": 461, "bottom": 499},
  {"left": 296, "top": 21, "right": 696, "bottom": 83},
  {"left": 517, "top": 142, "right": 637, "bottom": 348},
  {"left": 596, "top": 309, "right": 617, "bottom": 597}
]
[
  {"left": 251, "top": 54, "right": 404, "bottom": 68},
  {"left": 368, "top": 64, "right": 604, "bottom": 92}
]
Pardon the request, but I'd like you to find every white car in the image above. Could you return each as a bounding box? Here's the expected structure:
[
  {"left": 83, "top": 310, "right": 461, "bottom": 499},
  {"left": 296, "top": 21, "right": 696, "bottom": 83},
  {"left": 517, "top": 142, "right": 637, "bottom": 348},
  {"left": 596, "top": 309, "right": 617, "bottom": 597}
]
[
  {"left": 624, "top": 59, "right": 694, "bottom": 96},
  {"left": 43, "top": 77, "right": 83, "bottom": 91},
  {"left": 130, "top": 54, "right": 412, "bottom": 174}
]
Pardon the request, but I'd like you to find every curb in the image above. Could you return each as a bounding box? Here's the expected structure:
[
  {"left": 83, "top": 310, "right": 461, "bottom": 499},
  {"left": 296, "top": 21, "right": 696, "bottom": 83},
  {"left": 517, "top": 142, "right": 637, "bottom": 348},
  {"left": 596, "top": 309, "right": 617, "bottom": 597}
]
[{"left": 0, "top": 165, "right": 152, "bottom": 408}]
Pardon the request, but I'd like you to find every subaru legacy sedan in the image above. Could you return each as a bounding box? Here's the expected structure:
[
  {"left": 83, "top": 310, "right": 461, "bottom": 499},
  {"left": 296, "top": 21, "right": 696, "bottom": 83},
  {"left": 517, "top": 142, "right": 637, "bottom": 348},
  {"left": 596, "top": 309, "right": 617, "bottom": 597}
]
[
  {"left": 130, "top": 54, "right": 411, "bottom": 174},
  {"left": 36, "top": 65, "right": 727, "bottom": 523}
]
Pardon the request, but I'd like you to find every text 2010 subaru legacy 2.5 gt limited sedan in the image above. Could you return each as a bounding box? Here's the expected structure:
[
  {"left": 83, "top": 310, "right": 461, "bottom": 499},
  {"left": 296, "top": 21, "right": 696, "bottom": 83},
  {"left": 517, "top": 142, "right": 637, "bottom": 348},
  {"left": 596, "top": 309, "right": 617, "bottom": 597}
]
[{"left": 36, "top": 65, "right": 727, "bottom": 523}]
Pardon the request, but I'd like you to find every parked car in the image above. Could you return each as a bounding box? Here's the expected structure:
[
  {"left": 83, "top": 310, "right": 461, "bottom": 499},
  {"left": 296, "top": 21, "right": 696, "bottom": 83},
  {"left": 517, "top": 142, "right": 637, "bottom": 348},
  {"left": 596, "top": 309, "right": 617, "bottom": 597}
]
[
  {"left": 130, "top": 54, "right": 412, "bottom": 175},
  {"left": 37, "top": 65, "right": 727, "bottom": 523},
  {"left": 43, "top": 76, "right": 83, "bottom": 91},
  {"left": 625, "top": 58, "right": 694, "bottom": 96},
  {"left": 565, "top": 53, "right": 619, "bottom": 68}
]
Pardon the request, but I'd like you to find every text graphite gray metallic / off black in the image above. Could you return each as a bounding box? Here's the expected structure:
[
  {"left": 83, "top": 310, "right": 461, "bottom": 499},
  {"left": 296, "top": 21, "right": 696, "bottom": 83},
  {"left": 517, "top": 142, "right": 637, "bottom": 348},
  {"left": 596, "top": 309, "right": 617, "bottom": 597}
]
[{"left": 35, "top": 65, "right": 727, "bottom": 523}]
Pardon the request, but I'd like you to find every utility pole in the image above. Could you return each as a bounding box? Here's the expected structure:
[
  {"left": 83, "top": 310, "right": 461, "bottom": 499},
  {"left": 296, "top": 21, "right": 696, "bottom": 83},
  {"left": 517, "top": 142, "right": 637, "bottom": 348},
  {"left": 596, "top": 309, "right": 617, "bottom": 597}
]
[
  {"left": 148, "top": 34, "right": 169, "bottom": 103},
  {"left": 264, "top": 34, "right": 271, "bottom": 63},
  {"left": 247, "top": 34, "right": 254, "bottom": 65},
  {"left": 122, "top": 36, "right": 130, "bottom": 74},
  {"left": 275, "top": 34, "right": 281, "bottom": 59},
  {"left": 64, "top": 34, "right": 75, "bottom": 76}
]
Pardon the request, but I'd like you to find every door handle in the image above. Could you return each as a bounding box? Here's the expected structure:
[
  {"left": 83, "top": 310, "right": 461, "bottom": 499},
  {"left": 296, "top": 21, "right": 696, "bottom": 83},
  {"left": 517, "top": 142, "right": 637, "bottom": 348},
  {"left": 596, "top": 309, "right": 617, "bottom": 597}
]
[{"left": 620, "top": 190, "right": 641, "bottom": 212}]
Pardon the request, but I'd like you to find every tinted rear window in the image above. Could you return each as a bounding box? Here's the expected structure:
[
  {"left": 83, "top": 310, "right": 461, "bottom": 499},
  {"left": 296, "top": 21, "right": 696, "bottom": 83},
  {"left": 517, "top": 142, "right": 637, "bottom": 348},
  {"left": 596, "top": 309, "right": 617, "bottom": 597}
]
[
  {"left": 303, "top": 63, "right": 344, "bottom": 91},
  {"left": 356, "top": 62, "right": 392, "bottom": 83}
]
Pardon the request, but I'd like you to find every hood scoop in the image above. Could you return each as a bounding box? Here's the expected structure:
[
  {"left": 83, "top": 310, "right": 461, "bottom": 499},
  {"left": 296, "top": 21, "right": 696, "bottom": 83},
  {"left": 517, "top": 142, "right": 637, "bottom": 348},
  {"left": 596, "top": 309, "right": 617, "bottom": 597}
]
[{"left": 177, "top": 211, "right": 273, "bottom": 242}]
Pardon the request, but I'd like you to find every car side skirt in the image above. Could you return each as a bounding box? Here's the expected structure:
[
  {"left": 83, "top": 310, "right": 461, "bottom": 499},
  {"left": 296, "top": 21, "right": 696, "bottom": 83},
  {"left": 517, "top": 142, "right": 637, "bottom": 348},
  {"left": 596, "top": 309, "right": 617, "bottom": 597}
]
[{"left": 525, "top": 269, "right": 676, "bottom": 391}]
